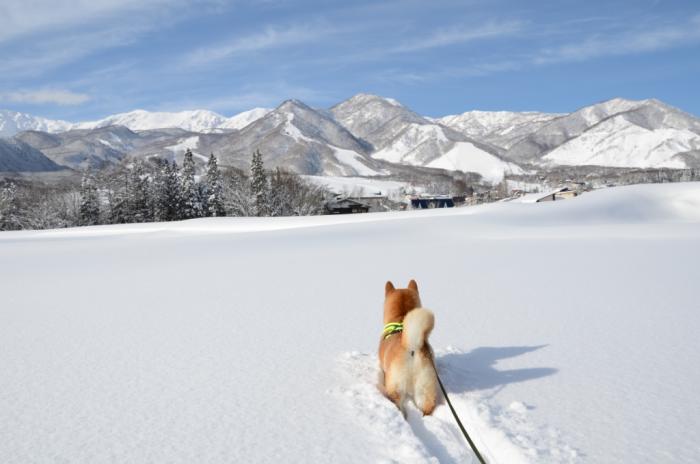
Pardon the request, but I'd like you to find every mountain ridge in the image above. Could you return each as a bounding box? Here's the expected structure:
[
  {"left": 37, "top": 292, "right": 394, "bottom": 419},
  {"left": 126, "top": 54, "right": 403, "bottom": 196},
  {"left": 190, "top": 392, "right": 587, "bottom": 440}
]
[{"left": 2, "top": 95, "right": 700, "bottom": 179}]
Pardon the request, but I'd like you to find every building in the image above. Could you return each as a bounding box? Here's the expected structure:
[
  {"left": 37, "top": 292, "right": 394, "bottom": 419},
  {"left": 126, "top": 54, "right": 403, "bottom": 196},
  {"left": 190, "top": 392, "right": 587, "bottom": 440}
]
[
  {"left": 324, "top": 198, "right": 370, "bottom": 214},
  {"left": 536, "top": 187, "right": 578, "bottom": 202},
  {"left": 409, "top": 195, "right": 455, "bottom": 209}
]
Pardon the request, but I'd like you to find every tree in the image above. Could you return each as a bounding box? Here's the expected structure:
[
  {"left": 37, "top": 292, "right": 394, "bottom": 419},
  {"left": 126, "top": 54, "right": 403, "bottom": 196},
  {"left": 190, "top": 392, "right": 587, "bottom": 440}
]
[
  {"left": 129, "top": 160, "right": 151, "bottom": 222},
  {"left": 269, "top": 168, "right": 327, "bottom": 216},
  {"left": 79, "top": 168, "right": 100, "bottom": 226},
  {"left": 100, "top": 160, "right": 131, "bottom": 224},
  {"left": 180, "top": 149, "right": 202, "bottom": 219},
  {"left": 204, "top": 153, "right": 226, "bottom": 217},
  {"left": 250, "top": 149, "right": 269, "bottom": 216},
  {"left": 0, "top": 183, "right": 22, "bottom": 230},
  {"left": 221, "top": 167, "right": 254, "bottom": 216},
  {"left": 152, "top": 159, "right": 181, "bottom": 221}
]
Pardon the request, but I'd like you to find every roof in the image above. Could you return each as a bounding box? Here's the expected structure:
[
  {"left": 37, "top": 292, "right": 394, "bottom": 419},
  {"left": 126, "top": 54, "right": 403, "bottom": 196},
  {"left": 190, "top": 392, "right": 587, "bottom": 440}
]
[{"left": 518, "top": 187, "right": 569, "bottom": 203}]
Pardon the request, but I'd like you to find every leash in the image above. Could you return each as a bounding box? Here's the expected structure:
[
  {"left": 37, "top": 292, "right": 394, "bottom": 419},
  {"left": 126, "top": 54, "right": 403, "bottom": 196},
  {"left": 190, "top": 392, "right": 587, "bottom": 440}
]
[
  {"left": 382, "top": 322, "right": 488, "bottom": 462},
  {"left": 434, "top": 365, "right": 489, "bottom": 464}
]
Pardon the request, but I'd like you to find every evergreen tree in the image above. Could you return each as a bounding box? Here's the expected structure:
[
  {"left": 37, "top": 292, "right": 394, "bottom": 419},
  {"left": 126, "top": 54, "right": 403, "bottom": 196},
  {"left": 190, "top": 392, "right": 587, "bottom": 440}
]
[
  {"left": 152, "top": 159, "right": 181, "bottom": 221},
  {"left": 204, "top": 153, "right": 226, "bottom": 217},
  {"left": 108, "top": 168, "right": 130, "bottom": 224},
  {"left": 0, "top": 183, "right": 22, "bottom": 230},
  {"left": 79, "top": 168, "right": 100, "bottom": 226},
  {"left": 180, "top": 149, "right": 202, "bottom": 219},
  {"left": 250, "top": 149, "right": 269, "bottom": 217},
  {"left": 129, "top": 160, "right": 151, "bottom": 222}
]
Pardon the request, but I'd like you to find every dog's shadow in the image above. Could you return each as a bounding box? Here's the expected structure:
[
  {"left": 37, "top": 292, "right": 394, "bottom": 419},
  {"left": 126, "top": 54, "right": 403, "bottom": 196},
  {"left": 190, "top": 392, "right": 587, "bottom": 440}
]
[
  {"left": 405, "top": 346, "right": 558, "bottom": 462},
  {"left": 436, "top": 345, "right": 557, "bottom": 394}
]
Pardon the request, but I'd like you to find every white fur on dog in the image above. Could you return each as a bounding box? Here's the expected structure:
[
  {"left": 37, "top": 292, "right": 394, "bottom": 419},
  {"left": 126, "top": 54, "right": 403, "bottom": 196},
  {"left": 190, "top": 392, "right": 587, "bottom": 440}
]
[{"left": 402, "top": 308, "right": 434, "bottom": 351}]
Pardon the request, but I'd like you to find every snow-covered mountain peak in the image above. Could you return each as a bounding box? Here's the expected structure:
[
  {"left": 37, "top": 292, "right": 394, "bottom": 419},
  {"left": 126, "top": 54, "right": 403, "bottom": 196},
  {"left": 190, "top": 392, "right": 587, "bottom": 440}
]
[
  {"left": 330, "top": 94, "right": 426, "bottom": 146},
  {"left": 0, "top": 109, "right": 74, "bottom": 137},
  {"left": 76, "top": 109, "right": 230, "bottom": 133},
  {"left": 219, "top": 108, "right": 271, "bottom": 130},
  {"left": 277, "top": 99, "right": 312, "bottom": 112},
  {"left": 341, "top": 93, "right": 405, "bottom": 108}
]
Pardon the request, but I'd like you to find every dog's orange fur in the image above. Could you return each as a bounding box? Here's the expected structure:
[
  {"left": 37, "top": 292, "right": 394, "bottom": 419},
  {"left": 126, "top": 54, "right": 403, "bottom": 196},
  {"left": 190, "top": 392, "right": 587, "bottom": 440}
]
[{"left": 378, "top": 280, "right": 438, "bottom": 416}]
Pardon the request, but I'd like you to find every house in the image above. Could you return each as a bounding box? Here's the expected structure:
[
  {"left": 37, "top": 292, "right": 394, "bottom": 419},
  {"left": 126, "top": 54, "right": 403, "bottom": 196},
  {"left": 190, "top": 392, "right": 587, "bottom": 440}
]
[
  {"left": 409, "top": 195, "right": 455, "bottom": 209},
  {"left": 324, "top": 197, "right": 370, "bottom": 214},
  {"left": 521, "top": 187, "right": 579, "bottom": 203}
]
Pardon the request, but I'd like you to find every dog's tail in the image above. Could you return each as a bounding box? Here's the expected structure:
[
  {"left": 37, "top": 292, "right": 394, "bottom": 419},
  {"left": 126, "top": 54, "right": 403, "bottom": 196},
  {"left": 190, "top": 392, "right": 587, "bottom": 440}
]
[{"left": 401, "top": 307, "right": 434, "bottom": 352}]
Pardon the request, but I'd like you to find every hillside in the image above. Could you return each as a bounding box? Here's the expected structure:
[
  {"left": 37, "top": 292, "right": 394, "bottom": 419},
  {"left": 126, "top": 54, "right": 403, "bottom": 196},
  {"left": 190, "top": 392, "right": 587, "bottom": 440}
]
[{"left": 3, "top": 95, "right": 700, "bottom": 179}]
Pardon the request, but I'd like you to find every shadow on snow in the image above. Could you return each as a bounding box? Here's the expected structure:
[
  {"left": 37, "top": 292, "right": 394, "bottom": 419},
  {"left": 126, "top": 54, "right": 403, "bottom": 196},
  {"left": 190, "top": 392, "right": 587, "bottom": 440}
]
[{"left": 437, "top": 345, "right": 558, "bottom": 393}]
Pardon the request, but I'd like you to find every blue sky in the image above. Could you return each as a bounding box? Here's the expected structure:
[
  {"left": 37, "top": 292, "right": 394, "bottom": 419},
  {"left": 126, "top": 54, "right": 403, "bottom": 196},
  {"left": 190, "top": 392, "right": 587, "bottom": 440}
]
[{"left": 1, "top": 0, "right": 699, "bottom": 120}]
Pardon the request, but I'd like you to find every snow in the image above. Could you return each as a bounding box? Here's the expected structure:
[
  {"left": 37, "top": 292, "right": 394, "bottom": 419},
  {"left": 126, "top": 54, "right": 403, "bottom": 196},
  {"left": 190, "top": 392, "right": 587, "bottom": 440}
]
[
  {"left": 281, "top": 113, "right": 315, "bottom": 143},
  {"left": 219, "top": 108, "right": 271, "bottom": 130},
  {"left": 542, "top": 115, "right": 700, "bottom": 168},
  {"left": 303, "top": 175, "right": 420, "bottom": 199},
  {"left": 373, "top": 124, "right": 451, "bottom": 165},
  {"left": 2, "top": 181, "right": 700, "bottom": 463},
  {"left": 331, "top": 146, "right": 383, "bottom": 176},
  {"left": 77, "top": 109, "right": 230, "bottom": 133},
  {"left": 165, "top": 136, "right": 200, "bottom": 154},
  {"left": 0, "top": 108, "right": 271, "bottom": 136},
  {"left": 427, "top": 141, "right": 523, "bottom": 183},
  {"left": 0, "top": 109, "right": 74, "bottom": 137}
]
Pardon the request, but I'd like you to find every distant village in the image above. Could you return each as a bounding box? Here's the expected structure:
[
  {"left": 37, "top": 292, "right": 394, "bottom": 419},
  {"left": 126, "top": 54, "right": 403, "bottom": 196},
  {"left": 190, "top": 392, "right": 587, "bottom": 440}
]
[{"left": 324, "top": 166, "right": 700, "bottom": 214}]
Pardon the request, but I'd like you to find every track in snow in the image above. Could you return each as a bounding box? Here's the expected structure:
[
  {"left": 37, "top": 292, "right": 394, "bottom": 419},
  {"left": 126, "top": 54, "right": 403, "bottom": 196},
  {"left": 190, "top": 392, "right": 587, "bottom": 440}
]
[{"left": 332, "top": 349, "right": 579, "bottom": 463}]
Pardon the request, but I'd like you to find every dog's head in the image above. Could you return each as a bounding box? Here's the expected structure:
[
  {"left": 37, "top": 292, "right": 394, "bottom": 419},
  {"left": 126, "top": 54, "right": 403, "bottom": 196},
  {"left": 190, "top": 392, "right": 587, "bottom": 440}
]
[{"left": 383, "top": 280, "right": 422, "bottom": 324}]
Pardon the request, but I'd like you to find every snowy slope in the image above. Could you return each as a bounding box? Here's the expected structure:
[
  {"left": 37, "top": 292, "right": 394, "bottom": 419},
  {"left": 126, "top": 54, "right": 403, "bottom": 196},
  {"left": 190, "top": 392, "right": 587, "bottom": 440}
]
[
  {"left": 0, "top": 109, "right": 73, "bottom": 137},
  {"left": 437, "top": 110, "right": 562, "bottom": 150},
  {"left": 2, "top": 183, "right": 700, "bottom": 463},
  {"left": 426, "top": 141, "right": 523, "bottom": 183},
  {"left": 4, "top": 96, "right": 700, "bottom": 174},
  {"left": 504, "top": 98, "right": 700, "bottom": 167},
  {"left": 206, "top": 99, "right": 384, "bottom": 176},
  {"left": 0, "top": 137, "right": 64, "bottom": 171},
  {"left": 542, "top": 115, "right": 700, "bottom": 168},
  {"left": 334, "top": 94, "right": 515, "bottom": 183},
  {"left": 76, "top": 109, "right": 230, "bottom": 133},
  {"left": 219, "top": 108, "right": 271, "bottom": 130},
  {"left": 0, "top": 108, "right": 271, "bottom": 137},
  {"left": 373, "top": 125, "right": 519, "bottom": 183}
]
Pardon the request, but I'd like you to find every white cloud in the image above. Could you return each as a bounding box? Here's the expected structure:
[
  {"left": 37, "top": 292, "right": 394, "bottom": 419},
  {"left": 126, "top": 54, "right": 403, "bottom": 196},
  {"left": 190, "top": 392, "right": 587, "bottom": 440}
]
[
  {"left": 0, "top": 0, "right": 185, "bottom": 44},
  {"left": 535, "top": 15, "right": 700, "bottom": 64},
  {"left": 391, "top": 20, "right": 524, "bottom": 53},
  {"left": 0, "top": 0, "right": 224, "bottom": 78},
  {"left": 184, "top": 24, "right": 333, "bottom": 66},
  {"left": 0, "top": 89, "right": 90, "bottom": 105}
]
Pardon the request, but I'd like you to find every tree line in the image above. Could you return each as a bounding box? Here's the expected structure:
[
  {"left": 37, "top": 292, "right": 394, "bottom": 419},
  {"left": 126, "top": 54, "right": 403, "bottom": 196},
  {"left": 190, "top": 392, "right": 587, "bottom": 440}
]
[{"left": 1, "top": 150, "right": 330, "bottom": 231}]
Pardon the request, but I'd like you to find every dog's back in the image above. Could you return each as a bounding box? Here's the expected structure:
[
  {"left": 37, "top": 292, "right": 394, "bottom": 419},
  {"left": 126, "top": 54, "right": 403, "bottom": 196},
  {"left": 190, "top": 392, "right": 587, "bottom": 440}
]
[{"left": 379, "top": 280, "right": 438, "bottom": 415}]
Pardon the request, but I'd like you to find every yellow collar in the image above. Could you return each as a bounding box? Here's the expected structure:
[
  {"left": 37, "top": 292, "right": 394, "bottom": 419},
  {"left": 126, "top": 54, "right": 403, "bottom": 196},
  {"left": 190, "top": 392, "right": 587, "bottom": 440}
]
[{"left": 382, "top": 322, "right": 403, "bottom": 339}]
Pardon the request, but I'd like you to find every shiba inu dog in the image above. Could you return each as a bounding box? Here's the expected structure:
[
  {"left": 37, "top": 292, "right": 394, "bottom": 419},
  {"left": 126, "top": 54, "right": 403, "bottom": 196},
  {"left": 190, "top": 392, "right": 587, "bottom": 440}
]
[{"left": 378, "top": 280, "right": 438, "bottom": 416}]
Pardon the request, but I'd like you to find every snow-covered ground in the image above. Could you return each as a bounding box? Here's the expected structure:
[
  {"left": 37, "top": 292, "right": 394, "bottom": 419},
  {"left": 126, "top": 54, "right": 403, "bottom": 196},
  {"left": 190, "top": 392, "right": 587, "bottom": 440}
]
[
  {"left": 303, "top": 175, "right": 419, "bottom": 199},
  {"left": 2, "top": 183, "right": 700, "bottom": 463}
]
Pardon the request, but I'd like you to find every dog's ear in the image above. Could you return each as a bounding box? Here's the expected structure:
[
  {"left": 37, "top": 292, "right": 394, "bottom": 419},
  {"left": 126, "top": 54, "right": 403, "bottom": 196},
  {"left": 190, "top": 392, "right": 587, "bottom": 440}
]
[
  {"left": 408, "top": 279, "right": 418, "bottom": 292},
  {"left": 385, "top": 281, "right": 395, "bottom": 296}
]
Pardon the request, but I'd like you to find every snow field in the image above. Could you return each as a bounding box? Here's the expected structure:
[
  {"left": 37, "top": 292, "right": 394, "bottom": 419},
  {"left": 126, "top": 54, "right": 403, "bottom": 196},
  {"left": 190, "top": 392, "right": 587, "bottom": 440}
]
[{"left": 1, "top": 183, "right": 700, "bottom": 463}]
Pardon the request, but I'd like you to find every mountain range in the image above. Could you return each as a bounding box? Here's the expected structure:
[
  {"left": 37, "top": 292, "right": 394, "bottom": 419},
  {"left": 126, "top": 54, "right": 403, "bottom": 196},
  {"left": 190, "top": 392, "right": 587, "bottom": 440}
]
[{"left": 2, "top": 94, "right": 699, "bottom": 181}]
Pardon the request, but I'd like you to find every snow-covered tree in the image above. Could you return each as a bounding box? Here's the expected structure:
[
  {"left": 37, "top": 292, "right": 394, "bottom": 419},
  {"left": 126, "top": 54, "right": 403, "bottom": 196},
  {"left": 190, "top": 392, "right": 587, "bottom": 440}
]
[
  {"left": 269, "top": 168, "right": 327, "bottom": 216},
  {"left": 221, "top": 167, "right": 254, "bottom": 216},
  {"left": 129, "top": 160, "right": 151, "bottom": 222},
  {"left": 204, "top": 153, "right": 225, "bottom": 217},
  {"left": 79, "top": 168, "right": 100, "bottom": 226},
  {"left": 152, "top": 159, "right": 181, "bottom": 221},
  {"left": 0, "top": 183, "right": 22, "bottom": 230},
  {"left": 180, "top": 149, "right": 203, "bottom": 219},
  {"left": 250, "top": 149, "right": 269, "bottom": 217}
]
